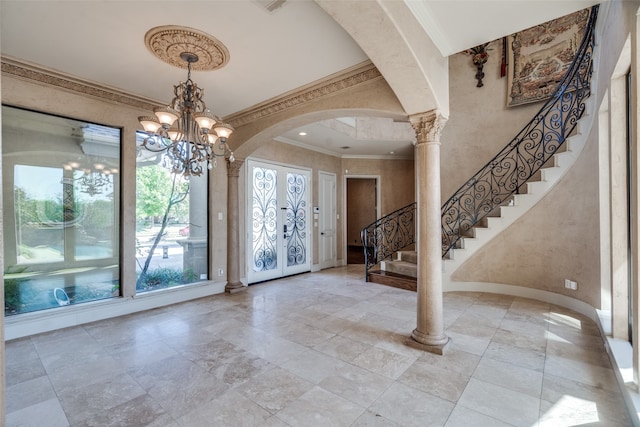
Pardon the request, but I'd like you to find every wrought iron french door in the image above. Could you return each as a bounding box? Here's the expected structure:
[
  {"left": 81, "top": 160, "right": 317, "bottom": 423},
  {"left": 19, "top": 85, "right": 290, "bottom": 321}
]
[{"left": 247, "top": 160, "right": 311, "bottom": 284}]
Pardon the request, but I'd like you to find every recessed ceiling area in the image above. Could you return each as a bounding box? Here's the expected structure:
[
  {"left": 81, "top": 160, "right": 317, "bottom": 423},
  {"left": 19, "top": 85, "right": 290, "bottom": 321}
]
[{"left": 277, "top": 117, "right": 415, "bottom": 158}]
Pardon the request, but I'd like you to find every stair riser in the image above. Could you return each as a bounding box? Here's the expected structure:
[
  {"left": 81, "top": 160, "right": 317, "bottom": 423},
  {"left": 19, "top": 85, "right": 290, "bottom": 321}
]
[
  {"left": 368, "top": 271, "right": 416, "bottom": 292},
  {"left": 397, "top": 251, "right": 417, "bottom": 263}
]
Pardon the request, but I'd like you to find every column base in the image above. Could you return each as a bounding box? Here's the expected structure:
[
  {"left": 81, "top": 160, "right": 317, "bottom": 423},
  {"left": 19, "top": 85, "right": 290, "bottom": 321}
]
[
  {"left": 407, "top": 329, "right": 451, "bottom": 355},
  {"left": 225, "top": 281, "right": 246, "bottom": 294}
]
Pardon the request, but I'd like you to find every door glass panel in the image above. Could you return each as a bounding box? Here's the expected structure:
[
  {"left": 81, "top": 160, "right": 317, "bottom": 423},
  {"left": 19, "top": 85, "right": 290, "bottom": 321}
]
[
  {"left": 252, "top": 166, "right": 278, "bottom": 272},
  {"left": 286, "top": 172, "right": 307, "bottom": 267}
]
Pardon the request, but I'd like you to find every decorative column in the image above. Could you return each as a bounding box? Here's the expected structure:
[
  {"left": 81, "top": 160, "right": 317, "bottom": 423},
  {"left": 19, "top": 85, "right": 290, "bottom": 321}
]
[
  {"left": 408, "top": 110, "right": 450, "bottom": 354},
  {"left": 226, "top": 159, "right": 245, "bottom": 293}
]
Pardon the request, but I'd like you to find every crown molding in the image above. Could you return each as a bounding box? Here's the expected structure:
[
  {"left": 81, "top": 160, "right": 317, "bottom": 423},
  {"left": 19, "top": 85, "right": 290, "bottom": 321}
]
[
  {"left": 275, "top": 135, "right": 339, "bottom": 157},
  {"left": 1, "top": 56, "right": 159, "bottom": 111},
  {"left": 225, "top": 60, "right": 382, "bottom": 128},
  {"left": 341, "top": 154, "right": 413, "bottom": 160},
  {"left": 1, "top": 57, "right": 384, "bottom": 129}
]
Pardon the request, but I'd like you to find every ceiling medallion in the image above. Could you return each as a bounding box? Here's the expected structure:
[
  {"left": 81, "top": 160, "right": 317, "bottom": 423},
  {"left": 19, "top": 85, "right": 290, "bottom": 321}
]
[{"left": 144, "top": 25, "right": 230, "bottom": 71}]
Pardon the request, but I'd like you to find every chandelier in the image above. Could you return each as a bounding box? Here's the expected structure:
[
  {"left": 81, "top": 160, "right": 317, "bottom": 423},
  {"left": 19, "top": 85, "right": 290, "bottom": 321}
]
[{"left": 138, "top": 52, "right": 234, "bottom": 177}]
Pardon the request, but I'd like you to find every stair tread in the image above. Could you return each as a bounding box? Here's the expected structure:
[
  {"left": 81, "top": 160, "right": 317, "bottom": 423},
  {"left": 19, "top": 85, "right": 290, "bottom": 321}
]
[{"left": 386, "top": 260, "right": 416, "bottom": 266}]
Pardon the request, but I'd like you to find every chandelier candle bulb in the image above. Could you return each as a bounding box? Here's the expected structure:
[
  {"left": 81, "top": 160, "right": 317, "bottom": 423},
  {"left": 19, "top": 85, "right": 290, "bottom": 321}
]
[
  {"left": 167, "top": 128, "right": 182, "bottom": 141},
  {"left": 193, "top": 111, "right": 218, "bottom": 130},
  {"left": 138, "top": 117, "right": 162, "bottom": 133},
  {"left": 153, "top": 107, "right": 179, "bottom": 126},
  {"left": 213, "top": 123, "right": 233, "bottom": 139}
]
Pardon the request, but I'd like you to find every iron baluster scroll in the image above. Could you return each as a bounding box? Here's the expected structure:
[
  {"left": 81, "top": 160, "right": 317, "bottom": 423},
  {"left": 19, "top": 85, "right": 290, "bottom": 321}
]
[
  {"left": 361, "top": 202, "right": 416, "bottom": 281},
  {"left": 360, "top": 5, "right": 598, "bottom": 280},
  {"left": 441, "top": 5, "right": 598, "bottom": 256}
]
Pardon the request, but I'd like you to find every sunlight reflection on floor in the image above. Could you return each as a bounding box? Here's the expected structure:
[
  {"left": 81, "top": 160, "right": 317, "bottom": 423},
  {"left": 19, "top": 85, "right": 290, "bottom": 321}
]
[{"left": 539, "top": 395, "right": 600, "bottom": 426}]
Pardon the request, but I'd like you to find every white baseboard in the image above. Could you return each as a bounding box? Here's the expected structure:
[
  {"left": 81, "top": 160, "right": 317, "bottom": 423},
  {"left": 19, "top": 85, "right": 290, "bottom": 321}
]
[
  {"left": 444, "top": 280, "right": 597, "bottom": 321},
  {"left": 446, "top": 280, "right": 640, "bottom": 426}
]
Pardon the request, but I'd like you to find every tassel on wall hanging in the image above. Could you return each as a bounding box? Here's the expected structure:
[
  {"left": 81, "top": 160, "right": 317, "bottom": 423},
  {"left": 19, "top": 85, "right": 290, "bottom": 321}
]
[
  {"left": 465, "top": 42, "right": 490, "bottom": 87},
  {"left": 501, "top": 37, "right": 507, "bottom": 77}
]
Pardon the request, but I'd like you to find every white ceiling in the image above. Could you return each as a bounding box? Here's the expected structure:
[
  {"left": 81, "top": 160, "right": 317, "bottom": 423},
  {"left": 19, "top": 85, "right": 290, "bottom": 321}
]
[
  {"left": 409, "top": 0, "right": 601, "bottom": 56},
  {"left": 0, "top": 0, "right": 369, "bottom": 117},
  {"left": 0, "top": 0, "right": 599, "bottom": 158}
]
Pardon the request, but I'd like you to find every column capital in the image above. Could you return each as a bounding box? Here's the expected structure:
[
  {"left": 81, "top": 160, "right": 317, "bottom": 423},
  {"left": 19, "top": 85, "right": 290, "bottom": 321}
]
[
  {"left": 226, "top": 158, "right": 244, "bottom": 178},
  {"left": 409, "top": 110, "right": 448, "bottom": 144}
]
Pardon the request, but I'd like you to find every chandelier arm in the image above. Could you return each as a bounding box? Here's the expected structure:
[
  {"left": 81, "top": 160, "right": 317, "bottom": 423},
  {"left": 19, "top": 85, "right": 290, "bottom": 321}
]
[{"left": 140, "top": 134, "right": 173, "bottom": 153}]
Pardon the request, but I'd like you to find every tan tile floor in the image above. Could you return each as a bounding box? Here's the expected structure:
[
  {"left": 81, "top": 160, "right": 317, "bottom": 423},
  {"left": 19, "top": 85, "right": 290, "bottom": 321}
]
[{"left": 5, "top": 265, "right": 632, "bottom": 426}]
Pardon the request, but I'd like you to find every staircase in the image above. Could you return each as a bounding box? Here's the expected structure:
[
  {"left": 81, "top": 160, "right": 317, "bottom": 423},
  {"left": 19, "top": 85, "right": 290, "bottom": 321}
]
[
  {"left": 442, "top": 128, "right": 589, "bottom": 280},
  {"left": 369, "top": 113, "right": 588, "bottom": 291},
  {"left": 362, "top": 6, "right": 599, "bottom": 291}
]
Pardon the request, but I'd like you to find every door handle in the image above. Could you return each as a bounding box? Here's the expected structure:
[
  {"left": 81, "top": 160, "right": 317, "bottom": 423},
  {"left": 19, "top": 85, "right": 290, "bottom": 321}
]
[{"left": 321, "top": 232, "right": 325, "bottom": 235}]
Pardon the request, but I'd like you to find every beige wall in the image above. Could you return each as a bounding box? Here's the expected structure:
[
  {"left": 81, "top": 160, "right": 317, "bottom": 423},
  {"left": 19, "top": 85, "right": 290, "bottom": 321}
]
[
  {"left": 0, "top": 75, "right": 230, "bottom": 297},
  {"left": 441, "top": 41, "right": 539, "bottom": 202},
  {"left": 447, "top": 1, "right": 637, "bottom": 309},
  {"left": 227, "top": 63, "right": 412, "bottom": 272},
  {"left": 2, "top": 0, "right": 634, "bottom": 323},
  {"left": 342, "top": 158, "right": 415, "bottom": 216},
  {"left": 3, "top": 76, "right": 141, "bottom": 298},
  {"left": 452, "top": 134, "right": 602, "bottom": 306},
  {"left": 231, "top": 73, "right": 407, "bottom": 159},
  {"left": 246, "top": 143, "right": 416, "bottom": 268},
  {"left": 2, "top": 62, "right": 412, "bottom": 290}
]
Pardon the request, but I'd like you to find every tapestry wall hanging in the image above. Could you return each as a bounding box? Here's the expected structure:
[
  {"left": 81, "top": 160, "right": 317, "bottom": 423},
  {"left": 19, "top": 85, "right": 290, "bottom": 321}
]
[{"left": 506, "top": 8, "right": 590, "bottom": 107}]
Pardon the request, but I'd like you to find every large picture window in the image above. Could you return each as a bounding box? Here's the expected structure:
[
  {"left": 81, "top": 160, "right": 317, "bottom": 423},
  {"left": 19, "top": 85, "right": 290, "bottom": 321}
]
[
  {"left": 135, "top": 132, "right": 208, "bottom": 292},
  {"left": 3, "top": 106, "right": 120, "bottom": 315}
]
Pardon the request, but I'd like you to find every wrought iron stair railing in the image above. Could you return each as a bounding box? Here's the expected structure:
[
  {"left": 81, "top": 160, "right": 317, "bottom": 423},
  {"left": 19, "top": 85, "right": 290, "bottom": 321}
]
[
  {"left": 361, "top": 202, "right": 416, "bottom": 280},
  {"left": 362, "top": 5, "right": 598, "bottom": 282}
]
